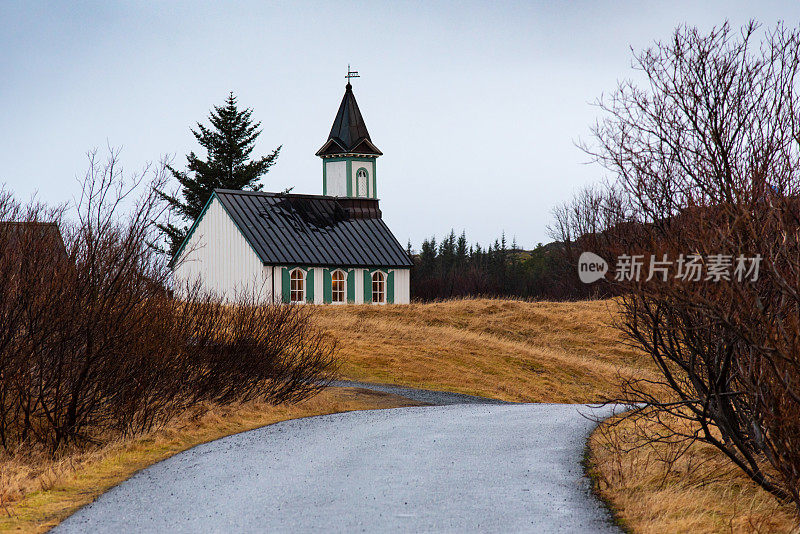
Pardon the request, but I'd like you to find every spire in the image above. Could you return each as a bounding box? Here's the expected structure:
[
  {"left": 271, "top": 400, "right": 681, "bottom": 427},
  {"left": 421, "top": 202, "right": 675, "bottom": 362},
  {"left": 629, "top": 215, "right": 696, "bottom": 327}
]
[{"left": 316, "top": 82, "right": 382, "bottom": 157}]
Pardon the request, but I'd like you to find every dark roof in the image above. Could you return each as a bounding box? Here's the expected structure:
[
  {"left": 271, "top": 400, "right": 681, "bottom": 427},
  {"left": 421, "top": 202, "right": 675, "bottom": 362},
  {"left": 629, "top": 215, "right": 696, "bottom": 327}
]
[
  {"left": 315, "top": 83, "right": 383, "bottom": 157},
  {"left": 0, "top": 222, "right": 67, "bottom": 259},
  {"left": 204, "top": 189, "right": 412, "bottom": 268}
]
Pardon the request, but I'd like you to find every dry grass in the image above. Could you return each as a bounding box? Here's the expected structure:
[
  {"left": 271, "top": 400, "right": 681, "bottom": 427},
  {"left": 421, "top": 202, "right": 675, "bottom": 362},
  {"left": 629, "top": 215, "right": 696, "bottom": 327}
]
[
  {"left": 587, "top": 413, "right": 800, "bottom": 533},
  {"left": 317, "top": 297, "right": 653, "bottom": 403},
  {"left": 0, "top": 387, "right": 420, "bottom": 534}
]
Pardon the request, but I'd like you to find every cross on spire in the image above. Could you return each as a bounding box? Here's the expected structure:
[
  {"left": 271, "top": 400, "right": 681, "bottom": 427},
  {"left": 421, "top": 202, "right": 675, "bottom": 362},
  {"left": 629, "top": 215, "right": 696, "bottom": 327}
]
[{"left": 345, "top": 64, "right": 360, "bottom": 85}]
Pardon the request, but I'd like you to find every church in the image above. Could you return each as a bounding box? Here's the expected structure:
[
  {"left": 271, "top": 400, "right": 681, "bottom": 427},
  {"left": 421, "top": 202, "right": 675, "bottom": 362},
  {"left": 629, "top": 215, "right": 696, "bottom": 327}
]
[{"left": 172, "top": 79, "right": 413, "bottom": 304}]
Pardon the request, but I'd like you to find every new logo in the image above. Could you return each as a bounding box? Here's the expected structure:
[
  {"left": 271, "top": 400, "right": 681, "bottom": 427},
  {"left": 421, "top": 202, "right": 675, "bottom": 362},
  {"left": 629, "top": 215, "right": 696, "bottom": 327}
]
[{"left": 578, "top": 252, "right": 608, "bottom": 284}]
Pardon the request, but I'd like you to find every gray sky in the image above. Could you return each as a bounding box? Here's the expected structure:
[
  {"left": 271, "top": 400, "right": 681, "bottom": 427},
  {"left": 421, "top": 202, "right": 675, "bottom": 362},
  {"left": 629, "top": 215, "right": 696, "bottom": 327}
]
[{"left": 1, "top": 1, "right": 797, "bottom": 248}]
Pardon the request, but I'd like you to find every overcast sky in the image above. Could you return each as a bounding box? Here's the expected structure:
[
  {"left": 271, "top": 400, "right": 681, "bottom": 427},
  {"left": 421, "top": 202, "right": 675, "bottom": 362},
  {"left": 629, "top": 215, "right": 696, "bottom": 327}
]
[{"left": 1, "top": 1, "right": 797, "bottom": 249}]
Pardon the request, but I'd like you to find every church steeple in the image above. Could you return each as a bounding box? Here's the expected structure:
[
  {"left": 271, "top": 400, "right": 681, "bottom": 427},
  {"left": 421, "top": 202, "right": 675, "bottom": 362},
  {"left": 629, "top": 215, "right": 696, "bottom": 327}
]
[
  {"left": 317, "top": 73, "right": 381, "bottom": 199},
  {"left": 316, "top": 83, "right": 382, "bottom": 157}
]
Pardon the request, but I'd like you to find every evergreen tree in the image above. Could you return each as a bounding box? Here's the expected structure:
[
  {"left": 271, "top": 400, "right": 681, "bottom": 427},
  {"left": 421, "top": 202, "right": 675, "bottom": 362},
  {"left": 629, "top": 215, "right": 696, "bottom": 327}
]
[
  {"left": 409, "top": 230, "right": 578, "bottom": 300},
  {"left": 419, "top": 237, "right": 437, "bottom": 277},
  {"left": 439, "top": 230, "right": 457, "bottom": 275},
  {"left": 456, "top": 232, "right": 468, "bottom": 263},
  {"left": 158, "top": 92, "right": 281, "bottom": 257}
]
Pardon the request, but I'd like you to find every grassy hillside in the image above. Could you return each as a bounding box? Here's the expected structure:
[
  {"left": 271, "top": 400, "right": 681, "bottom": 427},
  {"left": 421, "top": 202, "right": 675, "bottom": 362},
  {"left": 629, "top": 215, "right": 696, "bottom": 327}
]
[{"left": 316, "top": 298, "right": 654, "bottom": 403}]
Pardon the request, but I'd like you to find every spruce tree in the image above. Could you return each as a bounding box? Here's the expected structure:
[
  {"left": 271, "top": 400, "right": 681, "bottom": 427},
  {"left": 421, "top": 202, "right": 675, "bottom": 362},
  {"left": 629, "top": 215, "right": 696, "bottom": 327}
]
[
  {"left": 456, "top": 232, "right": 468, "bottom": 263},
  {"left": 158, "top": 92, "right": 281, "bottom": 257}
]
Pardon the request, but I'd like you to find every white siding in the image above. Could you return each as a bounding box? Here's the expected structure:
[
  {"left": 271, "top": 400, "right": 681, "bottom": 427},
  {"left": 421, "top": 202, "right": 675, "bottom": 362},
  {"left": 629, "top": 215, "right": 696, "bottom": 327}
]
[
  {"left": 354, "top": 268, "right": 364, "bottom": 304},
  {"left": 392, "top": 268, "right": 411, "bottom": 304},
  {"left": 314, "top": 267, "right": 324, "bottom": 304},
  {"left": 173, "top": 197, "right": 271, "bottom": 302},
  {"left": 269, "top": 265, "right": 282, "bottom": 303},
  {"left": 325, "top": 160, "right": 347, "bottom": 197}
]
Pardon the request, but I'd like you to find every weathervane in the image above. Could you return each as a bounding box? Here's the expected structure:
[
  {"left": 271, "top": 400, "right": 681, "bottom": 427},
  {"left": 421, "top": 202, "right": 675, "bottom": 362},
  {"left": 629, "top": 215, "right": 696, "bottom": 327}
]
[{"left": 345, "top": 64, "right": 360, "bottom": 84}]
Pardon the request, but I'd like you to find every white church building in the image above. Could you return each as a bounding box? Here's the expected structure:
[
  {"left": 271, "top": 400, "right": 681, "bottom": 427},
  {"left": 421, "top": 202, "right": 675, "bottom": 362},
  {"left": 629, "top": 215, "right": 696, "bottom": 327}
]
[{"left": 172, "top": 80, "right": 413, "bottom": 304}]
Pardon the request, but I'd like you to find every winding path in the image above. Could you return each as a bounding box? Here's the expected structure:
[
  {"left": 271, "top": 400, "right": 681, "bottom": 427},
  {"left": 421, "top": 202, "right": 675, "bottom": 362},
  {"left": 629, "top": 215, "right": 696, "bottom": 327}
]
[{"left": 56, "top": 384, "right": 621, "bottom": 533}]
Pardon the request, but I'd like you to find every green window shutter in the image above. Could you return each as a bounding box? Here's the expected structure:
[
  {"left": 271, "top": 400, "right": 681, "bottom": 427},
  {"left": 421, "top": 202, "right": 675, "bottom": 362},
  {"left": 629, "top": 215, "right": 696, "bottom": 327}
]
[
  {"left": 347, "top": 270, "right": 355, "bottom": 303},
  {"left": 281, "top": 268, "right": 290, "bottom": 303},
  {"left": 323, "top": 268, "right": 332, "bottom": 304},
  {"left": 346, "top": 159, "right": 353, "bottom": 197},
  {"left": 306, "top": 268, "right": 314, "bottom": 303},
  {"left": 387, "top": 270, "right": 394, "bottom": 304},
  {"left": 363, "top": 269, "right": 372, "bottom": 303}
]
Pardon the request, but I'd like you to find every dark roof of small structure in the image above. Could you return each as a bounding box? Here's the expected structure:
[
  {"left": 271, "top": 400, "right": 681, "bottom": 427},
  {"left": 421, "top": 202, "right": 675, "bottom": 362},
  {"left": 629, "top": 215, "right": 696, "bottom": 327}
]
[
  {"left": 178, "top": 189, "right": 412, "bottom": 268},
  {"left": 315, "top": 83, "right": 383, "bottom": 157},
  {"left": 0, "top": 221, "right": 67, "bottom": 258}
]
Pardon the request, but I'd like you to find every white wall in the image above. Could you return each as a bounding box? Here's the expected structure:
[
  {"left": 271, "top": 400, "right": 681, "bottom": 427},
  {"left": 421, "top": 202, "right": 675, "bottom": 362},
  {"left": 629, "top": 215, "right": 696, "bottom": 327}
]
[
  {"left": 325, "top": 160, "right": 347, "bottom": 197},
  {"left": 392, "top": 268, "right": 411, "bottom": 304},
  {"left": 354, "top": 268, "right": 364, "bottom": 304},
  {"left": 325, "top": 160, "right": 375, "bottom": 197},
  {"left": 269, "top": 265, "right": 283, "bottom": 303},
  {"left": 350, "top": 268, "right": 410, "bottom": 304},
  {"left": 173, "top": 197, "right": 272, "bottom": 302},
  {"left": 314, "top": 267, "right": 324, "bottom": 304}
]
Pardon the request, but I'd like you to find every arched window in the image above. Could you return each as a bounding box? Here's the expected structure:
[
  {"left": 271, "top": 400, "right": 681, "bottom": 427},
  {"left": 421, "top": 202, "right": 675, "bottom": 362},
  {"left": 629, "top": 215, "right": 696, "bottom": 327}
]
[
  {"left": 356, "top": 168, "right": 369, "bottom": 197},
  {"left": 371, "top": 271, "right": 385, "bottom": 304},
  {"left": 331, "top": 270, "right": 346, "bottom": 303},
  {"left": 290, "top": 268, "right": 305, "bottom": 303}
]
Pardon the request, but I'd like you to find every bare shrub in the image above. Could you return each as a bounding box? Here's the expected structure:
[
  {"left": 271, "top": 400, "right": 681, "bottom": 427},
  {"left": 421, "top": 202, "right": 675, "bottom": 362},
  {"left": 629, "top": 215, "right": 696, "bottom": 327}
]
[
  {"left": 565, "top": 21, "right": 800, "bottom": 512},
  {"left": 548, "top": 183, "right": 632, "bottom": 298},
  {"left": 0, "top": 149, "right": 338, "bottom": 452}
]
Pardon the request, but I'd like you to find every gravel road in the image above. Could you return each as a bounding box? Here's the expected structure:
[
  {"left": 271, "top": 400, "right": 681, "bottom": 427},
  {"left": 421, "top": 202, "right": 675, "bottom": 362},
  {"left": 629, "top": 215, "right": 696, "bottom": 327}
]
[{"left": 56, "top": 387, "right": 621, "bottom": 533}]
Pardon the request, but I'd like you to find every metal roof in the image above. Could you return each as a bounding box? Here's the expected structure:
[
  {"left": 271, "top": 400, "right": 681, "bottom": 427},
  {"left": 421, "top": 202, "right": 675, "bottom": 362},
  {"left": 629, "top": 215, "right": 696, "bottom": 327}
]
[
  {"left": 213, "top": 189, "right": 412, "bottom": 268},
  {"left": 315, "top": 83, "right": 382, "bottom": 157}
]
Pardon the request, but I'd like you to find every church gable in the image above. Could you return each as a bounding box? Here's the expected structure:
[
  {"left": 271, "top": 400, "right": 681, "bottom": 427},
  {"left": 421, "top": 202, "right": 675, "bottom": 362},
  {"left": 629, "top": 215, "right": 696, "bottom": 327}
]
[
  {"left": 316, "top": 139, "right": 348, "bottom": 157},
  {"left": 172, "top": 194, "right": 265, "bottom": 296},
  {"left": 349, "top": 138, "right": 382, "bottom": 156}
]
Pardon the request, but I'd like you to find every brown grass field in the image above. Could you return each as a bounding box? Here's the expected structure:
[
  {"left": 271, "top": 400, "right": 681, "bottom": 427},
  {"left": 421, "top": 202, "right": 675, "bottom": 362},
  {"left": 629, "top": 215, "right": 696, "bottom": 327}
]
[
  {"left": 1, "top": 298, "right": 797, "bottom": 533},
  {"left": 317, "top": 298, "right": 653, "bottom": 403},
  {"left": 586, "top": 415, "right": 799, "bottom": 533}
]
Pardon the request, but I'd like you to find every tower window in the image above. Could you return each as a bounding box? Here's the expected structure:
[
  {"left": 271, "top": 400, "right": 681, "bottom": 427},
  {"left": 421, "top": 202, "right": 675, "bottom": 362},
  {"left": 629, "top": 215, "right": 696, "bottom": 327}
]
[
  {"left": 290, "top": 268, "right": 305, "bottom": 303},
  {"left": 331, "top": 270, "right": 346, "bottom": 303},
  {"left": 371, "top": 271, "right": 386, "bottom": 304},
  {"left": 356, "top": 168, "right": 369, "bottom": 197}
]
